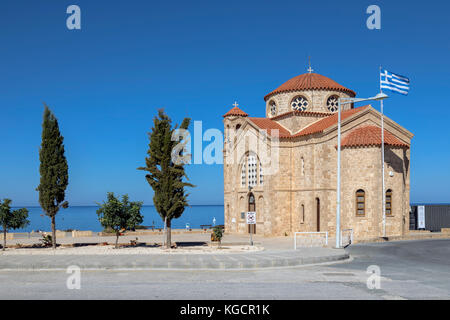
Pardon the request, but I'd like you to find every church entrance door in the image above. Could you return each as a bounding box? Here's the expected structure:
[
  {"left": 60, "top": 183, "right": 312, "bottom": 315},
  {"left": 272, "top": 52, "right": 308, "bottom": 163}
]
[{"left": 248, "top": 193, "right": 256, "bottom": 234}]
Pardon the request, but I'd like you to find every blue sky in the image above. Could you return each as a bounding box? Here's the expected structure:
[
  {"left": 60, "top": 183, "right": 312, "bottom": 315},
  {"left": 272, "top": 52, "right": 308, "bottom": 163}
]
[{"left": 1, "top": 0, "right": 449, "bottom": 206}]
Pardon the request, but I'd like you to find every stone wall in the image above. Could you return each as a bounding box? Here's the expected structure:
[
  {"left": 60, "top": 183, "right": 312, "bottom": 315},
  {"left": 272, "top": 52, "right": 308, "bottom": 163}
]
[
  {"left": 274, "top": 113, "right": 328, "bottom": 134},
  {"left": 266, "top": 90, "right": 353, "bottom": 118},
  {"left": 72, "top": 230, "right": 93, "bottom": 237}
]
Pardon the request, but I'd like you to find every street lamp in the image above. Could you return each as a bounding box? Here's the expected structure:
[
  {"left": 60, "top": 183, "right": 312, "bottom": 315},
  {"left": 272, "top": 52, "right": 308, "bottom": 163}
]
[{"left": 335, "top": 92, "right": 389, "bottom": 248}]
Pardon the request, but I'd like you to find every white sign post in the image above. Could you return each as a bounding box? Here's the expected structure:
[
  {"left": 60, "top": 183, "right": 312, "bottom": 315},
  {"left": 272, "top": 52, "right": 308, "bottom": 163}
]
[
  {"left": 246, "top": 211, "right": 256, "bottom": 246},
  {"left": 418, "top": 206, "right": 426, "bottom": 229}
]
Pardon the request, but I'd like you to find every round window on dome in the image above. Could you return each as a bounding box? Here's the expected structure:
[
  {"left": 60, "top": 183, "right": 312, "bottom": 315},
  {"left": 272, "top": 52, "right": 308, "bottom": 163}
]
[
  {"left": 269, "top": 100, "right": 277, "bottom": 116},
  {"left": 291, "top": 96, "right": 309, "bottom": 111},
  {"left": 327, "top": 95, "right": 339, "bottom": 112}
]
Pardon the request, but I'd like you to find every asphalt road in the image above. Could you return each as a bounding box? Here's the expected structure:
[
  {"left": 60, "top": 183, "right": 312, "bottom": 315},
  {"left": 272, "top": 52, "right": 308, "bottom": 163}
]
[{"left": 0, "top": 239, "right": 449, "bottom": 300}]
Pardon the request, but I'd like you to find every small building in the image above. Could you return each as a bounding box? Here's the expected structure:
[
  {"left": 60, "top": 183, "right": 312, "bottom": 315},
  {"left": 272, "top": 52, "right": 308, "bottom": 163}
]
[
  {"left": 410, "top": 205, "right": 450, "bottom": 232},
  {"left": 223, "top": 71, "right": 413, "bottom": 241}
]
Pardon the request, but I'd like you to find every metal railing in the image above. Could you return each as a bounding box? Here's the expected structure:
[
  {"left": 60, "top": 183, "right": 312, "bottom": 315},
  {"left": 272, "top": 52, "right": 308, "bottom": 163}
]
[{"left": 340, "top": 228, "right": 354, "bottom": 247}]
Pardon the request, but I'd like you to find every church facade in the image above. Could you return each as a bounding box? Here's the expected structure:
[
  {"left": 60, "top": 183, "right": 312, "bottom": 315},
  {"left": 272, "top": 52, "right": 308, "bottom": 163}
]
[{"left": 223, "top": 71, "right": 413, "bottom": 241}]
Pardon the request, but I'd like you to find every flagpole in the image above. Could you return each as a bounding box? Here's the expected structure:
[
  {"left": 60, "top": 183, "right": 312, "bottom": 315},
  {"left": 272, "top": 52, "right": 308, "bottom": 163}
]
[{"left": 380, "top": 66, "right": 386, "bottom": 238}]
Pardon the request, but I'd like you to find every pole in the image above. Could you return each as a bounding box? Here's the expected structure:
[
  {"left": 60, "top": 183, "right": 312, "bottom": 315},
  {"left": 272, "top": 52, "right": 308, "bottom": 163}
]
[
  {"left": 380, "top": 67, "right": 386, "bottom": 238},
  {"left": 381, "top": 99, "right": 386, "bottom": 238},
  {"left": 335, "top": 98, "right": 342, "bottom": 248}
]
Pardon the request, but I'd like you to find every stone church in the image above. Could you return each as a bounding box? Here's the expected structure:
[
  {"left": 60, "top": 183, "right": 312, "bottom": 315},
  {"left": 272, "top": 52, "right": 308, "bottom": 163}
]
[{"left": 223, "top": 71, "right": 413, "bottom": 241}]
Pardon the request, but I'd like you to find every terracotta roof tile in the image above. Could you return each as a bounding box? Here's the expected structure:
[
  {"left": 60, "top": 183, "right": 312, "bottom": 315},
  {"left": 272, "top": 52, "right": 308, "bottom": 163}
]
[
  {"left": 245, "top": 106, "right": 396, "bottom": 144},
  {"left": 264, "top": 72, "right": 356, "bottom": 101},
  {"left": 341, "top": 125, "right": 408, "bottom": 148},
  {"left": 247, "top": 117, "right": 291, "bottom": 138},
  {"left": 223, "top": 106, "right": 248, "bottom": 117},
  {"left": 292, "top": 106, "right": 369, "bottom": 137}
]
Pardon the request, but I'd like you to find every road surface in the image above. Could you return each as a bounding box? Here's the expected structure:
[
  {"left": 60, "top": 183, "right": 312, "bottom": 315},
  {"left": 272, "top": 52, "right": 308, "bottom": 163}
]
[{"left": 0, "top": 239, "right": 449, "bottom": 299}]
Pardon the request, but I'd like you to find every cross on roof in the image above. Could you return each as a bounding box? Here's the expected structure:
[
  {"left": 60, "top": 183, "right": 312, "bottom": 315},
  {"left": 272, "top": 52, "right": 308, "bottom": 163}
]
[
  {"left": 307, "top": 56, "right": 314, "bottom": 73},
  {"left": 233, "top": 101, "right": 239, "bottom": 108}
]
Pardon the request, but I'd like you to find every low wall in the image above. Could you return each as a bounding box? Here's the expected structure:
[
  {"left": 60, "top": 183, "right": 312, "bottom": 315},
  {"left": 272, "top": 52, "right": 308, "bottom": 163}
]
[
  {"left": 98, "top": 229, "right": 212, "bottom": 237},
  {"left": 72, "top": 231, "right": 93, "bottom": 237},
  {"left": 354, "top": 232, "right": 450, "bottom": 244},
  {"left": 4, "top": 233, "right": 32, "bottom": 240}
]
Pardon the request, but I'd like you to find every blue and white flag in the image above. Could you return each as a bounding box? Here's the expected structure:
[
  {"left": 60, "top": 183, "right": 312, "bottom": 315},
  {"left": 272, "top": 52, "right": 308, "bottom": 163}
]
[{"left": 380, "top": 69, "right": 410, "bottom": 95}]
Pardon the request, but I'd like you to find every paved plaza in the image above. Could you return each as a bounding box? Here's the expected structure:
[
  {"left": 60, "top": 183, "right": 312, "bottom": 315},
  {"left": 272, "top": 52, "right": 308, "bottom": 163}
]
[{"left": 0, "top": 233, "right": 348, "bottom": 270}]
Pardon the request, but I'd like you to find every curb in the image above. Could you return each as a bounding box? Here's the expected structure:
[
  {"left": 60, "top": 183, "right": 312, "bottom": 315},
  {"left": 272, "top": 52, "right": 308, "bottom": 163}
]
[{"left": 0, "top": 252, "right": 350, "bottom": 271}]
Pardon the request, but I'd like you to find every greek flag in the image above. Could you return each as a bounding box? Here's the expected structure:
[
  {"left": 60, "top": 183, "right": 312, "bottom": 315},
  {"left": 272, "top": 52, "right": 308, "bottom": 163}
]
[{"left": 380, "top": 69, "right": 410, "bottom": 95}]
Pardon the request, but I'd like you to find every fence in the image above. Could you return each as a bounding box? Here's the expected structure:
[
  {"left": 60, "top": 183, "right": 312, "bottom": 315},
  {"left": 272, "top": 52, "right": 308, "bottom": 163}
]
[{"left": 294, "top": 232, "right": 328, "bottom": 249}]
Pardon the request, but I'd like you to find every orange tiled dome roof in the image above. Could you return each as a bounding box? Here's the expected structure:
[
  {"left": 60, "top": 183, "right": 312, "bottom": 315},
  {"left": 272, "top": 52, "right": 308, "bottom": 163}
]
[{"left": 264, "top": 72, "right": 356, "bottom": 101}]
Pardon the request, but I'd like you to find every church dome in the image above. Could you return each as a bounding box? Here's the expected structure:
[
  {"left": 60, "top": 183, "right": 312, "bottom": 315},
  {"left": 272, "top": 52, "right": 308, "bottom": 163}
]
[{"left": 264, "top": 72, "right": 356, "bottom": 101}]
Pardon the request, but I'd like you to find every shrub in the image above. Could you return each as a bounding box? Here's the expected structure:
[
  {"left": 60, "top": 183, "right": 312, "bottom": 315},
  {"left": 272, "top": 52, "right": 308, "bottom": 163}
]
[
  {"left": 96, "top": 192, "right": 143, "bottom": 248},
  {"left": 212, "top": 226, "right": 224, "bottom": 247},
  {"left": 40, "top": 234, "right": 53, "bottom": 247}
]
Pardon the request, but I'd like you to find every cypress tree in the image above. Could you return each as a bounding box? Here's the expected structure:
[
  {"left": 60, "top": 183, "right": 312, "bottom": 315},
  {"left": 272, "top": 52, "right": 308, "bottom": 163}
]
[
  {"left": 138, "top": 109, "right": 194, "bottom": 249},
  {"left": 36, "top": 104, "right": 69, "bottom": 249}
]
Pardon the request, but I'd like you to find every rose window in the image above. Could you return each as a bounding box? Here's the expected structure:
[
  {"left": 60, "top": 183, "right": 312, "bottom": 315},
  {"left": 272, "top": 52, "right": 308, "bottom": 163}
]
[
  {"left": 327, "top": 96, "right": 339, "bottom": 112},
  {"left": 291, "top": 96, "right": 308, "bottom": 111}
]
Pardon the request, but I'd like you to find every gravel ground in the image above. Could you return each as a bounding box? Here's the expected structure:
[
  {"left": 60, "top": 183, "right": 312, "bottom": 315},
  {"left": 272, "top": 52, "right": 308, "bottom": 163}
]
[{"left": 0, "top": 244, "right": 264, "bottom": 255}]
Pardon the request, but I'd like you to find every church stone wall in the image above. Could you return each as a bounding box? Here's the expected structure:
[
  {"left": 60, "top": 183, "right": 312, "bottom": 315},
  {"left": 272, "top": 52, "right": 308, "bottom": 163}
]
[
  {"left": 224, "top": 83, "right": 411, "bottom": 241},
  {"left": 340, "top": 147, "right": 382, "bottom": 240},
  {"left": 340, "top": 146, "right": 409, "bottom": 240},
  {"left": 274, "top": 114, "right": 327, "bottom": 134},
  {"left": 224, "top": 118, "right": 410, "bottom": 240}
]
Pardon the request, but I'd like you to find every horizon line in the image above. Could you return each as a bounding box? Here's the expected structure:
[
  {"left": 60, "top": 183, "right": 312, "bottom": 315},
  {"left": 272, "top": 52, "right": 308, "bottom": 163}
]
[{"left": 12, "top": 204, "right": 225, "bottom": 208}]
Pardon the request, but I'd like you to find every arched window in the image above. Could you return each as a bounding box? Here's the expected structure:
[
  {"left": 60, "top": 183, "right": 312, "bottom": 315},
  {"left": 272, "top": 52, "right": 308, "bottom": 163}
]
[
  {"left": 258, "top": 196, "right": 264, "bottom": 222},
  {"left": 386, "top": 189, "right": 392, "bottom": 216},
  {"left": 327, "top": 95, "right": 339, "bottom": 112},
  {"left": 225, "top": 125, "right": 230, "bottom": 143},
  {"left": 240, "top": 154, "right": 263, "bottom": 188},
  {"left": 269, "top": 100, "right": 277, "bottom": 116},
  {"left": 233, "top": 124, "right": 241, "bottom": 144},
  {"left": 259, "top": 165, "right": 263, "bottom": 185},
  {"left": 300, "top": 204, "right": 305, "bottom": 224},
  {"left": 291, "top": 96, "right": 309, "bottom": 111},
  {"left": 248, "top": 193, "right": 255, "bottom": 210},
  {"left": 301, "top": 157, "right": 305, "bottom": 176},
  {"left": 239, "top": 196, "right": 245, "bottom": 220},
  {"left": 241, "top": 162, "right": 246, "bottom": 187},
  {"left": 248, "top": 155, "right": 257, "bottom": 186},
  {"left": 356, "top": 189, "right": 365, "bottom": 216}
]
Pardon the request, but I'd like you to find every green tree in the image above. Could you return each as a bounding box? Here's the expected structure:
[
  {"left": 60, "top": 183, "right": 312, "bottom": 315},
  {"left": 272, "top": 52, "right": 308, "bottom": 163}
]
[
  {"left": 138, "top": 109, "right": 194, "bottom": 249},
  {"left": 96, "top": 192, "right": 144, "bottom": 249},
  {"left": 0, "top": 199, "right": 29, "bottom": 251},
  {"left": 212, "top": 226, "right": 224, "bottom": 248},
  {"left": 36, "top": 104, "right": 69, "bottom": 249}
]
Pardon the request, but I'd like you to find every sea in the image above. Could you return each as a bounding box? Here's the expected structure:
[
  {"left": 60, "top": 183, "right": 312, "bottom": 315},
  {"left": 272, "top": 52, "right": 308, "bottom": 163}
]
[{"left": 11, "top": 205, "right": 224, "bottom": 233}]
